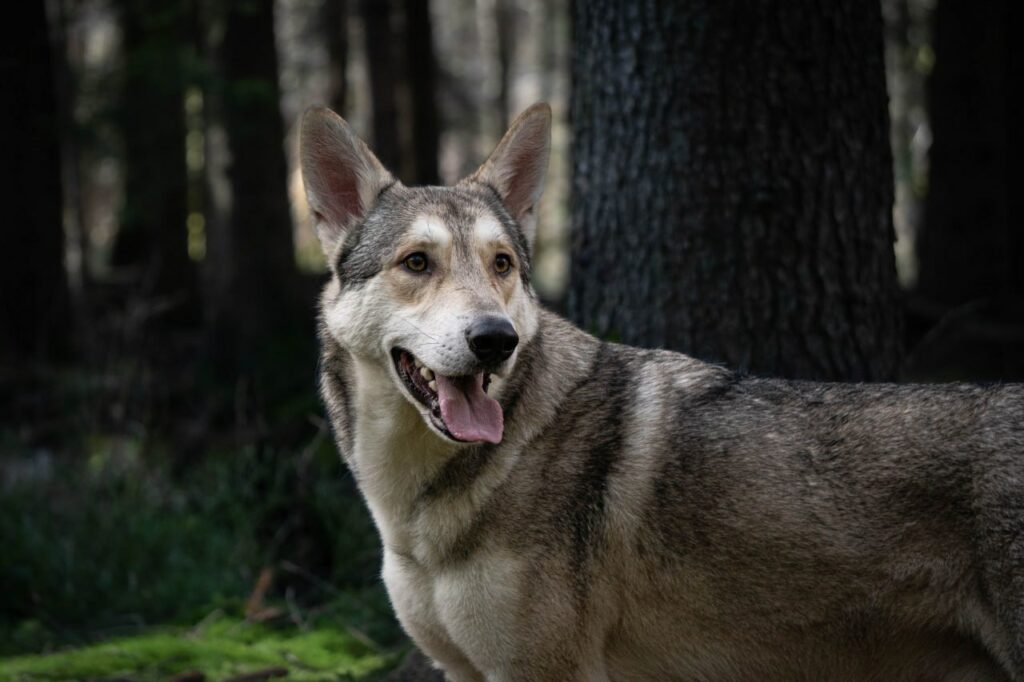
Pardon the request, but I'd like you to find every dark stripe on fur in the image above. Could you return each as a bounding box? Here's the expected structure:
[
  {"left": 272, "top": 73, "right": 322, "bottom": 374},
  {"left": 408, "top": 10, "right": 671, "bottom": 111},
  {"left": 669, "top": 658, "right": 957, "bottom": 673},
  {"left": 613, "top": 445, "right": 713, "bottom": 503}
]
[
  {"left": 552, "top": 342, "right": 632, "bottom": 608},
  {"left": 333, "top": 186, "right": 408, "bottom": 286},
  {"left": 645, "top": 370, "right": 743, "bottom": 561},
  {"left": 334, "top": 225, "right": 375, "bottom": 286},
  {"left": 376, "top": 180, "right": 398, "bottom": 200},
  {"left": 420, "top": 445, "right": 495, "bottom": 505},
  {"left": 318, "top": 327, "right": 357, "bottom": 463}
]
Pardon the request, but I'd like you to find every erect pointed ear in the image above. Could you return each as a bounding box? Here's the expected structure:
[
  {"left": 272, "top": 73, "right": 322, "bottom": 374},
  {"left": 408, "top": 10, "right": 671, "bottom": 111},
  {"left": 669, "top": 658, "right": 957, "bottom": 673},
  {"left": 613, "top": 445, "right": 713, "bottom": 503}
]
[
  {"left": 300, "top": 107, "right": 395, "bottom": 254},
  {"left": 466, "top": 103, "right": 551, "bottom": 246}
]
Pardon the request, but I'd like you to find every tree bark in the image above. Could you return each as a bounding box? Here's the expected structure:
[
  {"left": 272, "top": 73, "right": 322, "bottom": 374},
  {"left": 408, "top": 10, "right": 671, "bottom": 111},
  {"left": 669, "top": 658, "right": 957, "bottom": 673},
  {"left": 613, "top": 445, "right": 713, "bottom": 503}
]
[
  {"left": 112, "top": 0, "right": 197, "bottom": 317},
  {"left": 569, "top": 0, "right": 902, "bottom": 382},
  {"left": 0, "top": 0, "right": 71, "bottom": 362},
  {"left": 402, "top": 0, "right": 441, "bottom": 185},
  {"left": 213, "top": 0, "right": 303, "bottom": 367}
]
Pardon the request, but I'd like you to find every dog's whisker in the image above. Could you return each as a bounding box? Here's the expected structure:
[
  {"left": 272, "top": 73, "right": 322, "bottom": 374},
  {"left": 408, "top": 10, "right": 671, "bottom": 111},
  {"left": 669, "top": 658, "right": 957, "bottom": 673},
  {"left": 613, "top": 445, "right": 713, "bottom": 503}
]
[{"left": 394, "top": 315, "right": 441, "bottom": 342}]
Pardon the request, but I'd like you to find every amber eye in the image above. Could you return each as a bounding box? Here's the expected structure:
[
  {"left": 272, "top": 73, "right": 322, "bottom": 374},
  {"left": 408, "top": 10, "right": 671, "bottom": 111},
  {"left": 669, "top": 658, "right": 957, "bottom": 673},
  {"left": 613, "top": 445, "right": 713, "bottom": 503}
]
[
  {"left": 494, "top": 253, "right": 513, "bottom": 275},
  {"left": 403, "top": 252, "right": 429, "bottom": 273}
]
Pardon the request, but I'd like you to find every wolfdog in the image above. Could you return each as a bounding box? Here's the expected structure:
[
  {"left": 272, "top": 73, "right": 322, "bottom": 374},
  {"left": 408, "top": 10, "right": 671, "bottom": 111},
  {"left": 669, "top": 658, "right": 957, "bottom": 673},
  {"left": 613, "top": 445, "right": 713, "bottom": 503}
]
[{"left": 300, "top": 103, "right": 1024, "bottom": 681}]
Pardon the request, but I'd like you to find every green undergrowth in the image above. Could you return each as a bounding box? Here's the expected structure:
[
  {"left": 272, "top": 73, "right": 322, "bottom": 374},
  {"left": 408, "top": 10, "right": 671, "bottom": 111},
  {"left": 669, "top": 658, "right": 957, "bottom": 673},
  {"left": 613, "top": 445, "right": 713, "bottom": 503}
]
[
  {"left": 0, "top": 613, "right": 402, "bottom": 681},
  {"left": 0, "top": 422, "right": 403, "bottom": 678}
]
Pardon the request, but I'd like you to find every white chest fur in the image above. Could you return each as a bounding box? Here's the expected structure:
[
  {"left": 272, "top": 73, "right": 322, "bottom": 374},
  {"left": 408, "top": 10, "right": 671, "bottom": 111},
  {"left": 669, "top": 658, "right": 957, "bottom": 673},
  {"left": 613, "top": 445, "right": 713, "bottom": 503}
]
[{"left": 383, "top": 546, "right": 526, "bottom": 678}]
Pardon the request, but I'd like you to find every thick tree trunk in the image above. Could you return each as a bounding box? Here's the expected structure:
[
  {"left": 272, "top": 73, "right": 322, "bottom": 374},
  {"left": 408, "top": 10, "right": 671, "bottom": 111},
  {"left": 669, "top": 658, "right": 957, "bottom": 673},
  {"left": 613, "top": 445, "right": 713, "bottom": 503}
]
[
  {"left": 569, "top": 0, "right": 903, "bottom": 382},
  {"left": 0, "top": 1, "right": 71, "bottom": 362},
  {"left": 213, "top": 0, "right": 303, "bottom": 367},
  {"left": 403, "top": 0, "right": 441, "bottom": 185},
  {"left": 112, "top": 0, "right": 196, "bottom": 317},
  {"left": 323, "top": 0, "right": 348, "bottom": 115}
]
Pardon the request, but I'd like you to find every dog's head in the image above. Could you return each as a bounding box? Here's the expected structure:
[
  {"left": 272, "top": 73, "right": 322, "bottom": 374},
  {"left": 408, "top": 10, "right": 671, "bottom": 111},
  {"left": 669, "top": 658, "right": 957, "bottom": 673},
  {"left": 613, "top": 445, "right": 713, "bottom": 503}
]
[{"left": 300, "top": 104, "right": 550, "bottom": 446}]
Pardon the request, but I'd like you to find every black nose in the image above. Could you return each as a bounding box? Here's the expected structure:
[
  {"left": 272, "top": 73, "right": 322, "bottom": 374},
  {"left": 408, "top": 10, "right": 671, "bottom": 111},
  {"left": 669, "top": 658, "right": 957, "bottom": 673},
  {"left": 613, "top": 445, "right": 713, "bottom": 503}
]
[{"left": 466, "top": 316, "right": 519, "bottom": 365}]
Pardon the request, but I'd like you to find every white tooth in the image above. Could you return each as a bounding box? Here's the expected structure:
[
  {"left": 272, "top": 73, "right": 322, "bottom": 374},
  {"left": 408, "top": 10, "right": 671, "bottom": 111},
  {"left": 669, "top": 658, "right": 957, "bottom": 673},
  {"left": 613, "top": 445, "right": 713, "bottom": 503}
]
[
  {"left": 420, "top": 367, "right": 434, "bottom": 380},
  {"left": 428, "top": 380, "right": 437, "bottom": 392},
  {"left": 414, "top": 358, "right": 423, "bottom": 368}
]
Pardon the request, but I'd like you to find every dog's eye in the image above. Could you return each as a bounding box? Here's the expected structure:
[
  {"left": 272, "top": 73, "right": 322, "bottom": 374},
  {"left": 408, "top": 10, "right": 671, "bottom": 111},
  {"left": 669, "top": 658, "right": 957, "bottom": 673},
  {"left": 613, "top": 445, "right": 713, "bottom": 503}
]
[
  {"left": 494, "top": 254, "right": 513, "bottom": 275},
  {"left": 403, "top": 252, "right": 429, "bottom": 273}
]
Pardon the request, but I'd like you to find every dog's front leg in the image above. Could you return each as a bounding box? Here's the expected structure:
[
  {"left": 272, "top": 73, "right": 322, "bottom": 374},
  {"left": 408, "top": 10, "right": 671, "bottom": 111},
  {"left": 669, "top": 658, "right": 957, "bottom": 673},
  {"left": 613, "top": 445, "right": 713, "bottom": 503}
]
[
  {"left": 384, "top": 550, "right": 487, "bottom": 680},
  {"left": 480, "top": 632, "right": 609, "bottom": 682},
  {"left": 484, "top": 656, "right": 608, "bottom": 682},
  {"left": 433, "top": 657, "right": 486, "bottom": 682},
  {"left": 397, "top": 615, "right": 486, "bottom": 682}
]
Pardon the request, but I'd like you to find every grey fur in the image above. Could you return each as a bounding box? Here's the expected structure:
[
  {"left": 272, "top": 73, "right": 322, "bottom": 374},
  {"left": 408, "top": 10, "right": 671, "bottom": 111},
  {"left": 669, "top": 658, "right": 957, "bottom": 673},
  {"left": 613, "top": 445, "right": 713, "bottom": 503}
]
[{"left": 304, "top": 105, "right": 1024, "bottom": 681}]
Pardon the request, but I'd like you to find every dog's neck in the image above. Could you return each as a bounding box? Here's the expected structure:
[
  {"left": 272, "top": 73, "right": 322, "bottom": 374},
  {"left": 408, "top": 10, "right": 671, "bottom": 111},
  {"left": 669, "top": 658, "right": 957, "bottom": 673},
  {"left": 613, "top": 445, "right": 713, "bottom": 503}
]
[
  {"left": 322, "top": 311, "right": 600, "bottom": 565},
  {"left": 341, "top": 355, "right": 457, "bottom": 556}
]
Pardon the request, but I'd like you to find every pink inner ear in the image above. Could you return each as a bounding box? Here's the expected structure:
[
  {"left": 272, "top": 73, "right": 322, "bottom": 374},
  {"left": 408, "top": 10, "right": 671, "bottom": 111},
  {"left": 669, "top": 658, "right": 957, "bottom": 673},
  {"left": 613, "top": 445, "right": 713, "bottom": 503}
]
[
  {"left": 503, "top": 145, "right": 545, "bottom": 220},
  {"left": 487, "top": 112, "right": 549, "bottom": 221},
  {"left": 317, "top": 162, "right": 364, "bottom": 228}
]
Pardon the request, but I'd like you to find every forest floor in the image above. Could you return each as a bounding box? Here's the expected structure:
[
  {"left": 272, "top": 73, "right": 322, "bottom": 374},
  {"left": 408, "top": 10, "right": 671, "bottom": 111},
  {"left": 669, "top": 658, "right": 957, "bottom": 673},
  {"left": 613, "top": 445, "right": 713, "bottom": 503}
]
[
  {"left": 0, "top": 354, "right": 408, "bottom": 682},
  {"left": 0, "top": 614, "right": 401, "bottom": 681}
]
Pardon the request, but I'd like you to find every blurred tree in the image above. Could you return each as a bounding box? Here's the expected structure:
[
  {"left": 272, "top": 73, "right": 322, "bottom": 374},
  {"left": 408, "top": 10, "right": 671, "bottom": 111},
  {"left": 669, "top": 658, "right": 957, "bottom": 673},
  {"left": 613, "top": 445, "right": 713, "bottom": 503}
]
[
  {"left": 909, "top": 0, "right": 1023, "bottom": 379},
  {"left": 112, "top": 0, "right": 197, "bottom": 320},
  {"left": 323, "top": 0, "right": 348, "bottom": 115},
  {"left": 569, "top": 0, "right": 903, "bottom": 381},
  {"left": 494, "top": 0, "right": 516, "bottom": 132},
  {"left": 360, "top": 0, "right": 403, "bottom": 173},
  {"left": 403, "top": 0, "right": 441, "bottom": 185},
  {"left": 209, "top": 0, "right": 304, "bottom": 370},
  {"left": 207, "top": 0, "right": 322, "bottom": 585},
  {"left": 0, "top": 0, "right": 72, "bottom": 362},
  {"left": 918, "top": 0, "right": 1017, "bottom": 306}
]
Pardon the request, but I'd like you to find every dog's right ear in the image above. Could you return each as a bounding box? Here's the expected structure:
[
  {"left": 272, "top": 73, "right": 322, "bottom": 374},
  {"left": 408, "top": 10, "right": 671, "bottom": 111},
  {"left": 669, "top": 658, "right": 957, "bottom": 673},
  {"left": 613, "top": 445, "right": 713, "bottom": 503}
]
[{"left": 300, "top": 107, "right": 395, "bottom": 254}]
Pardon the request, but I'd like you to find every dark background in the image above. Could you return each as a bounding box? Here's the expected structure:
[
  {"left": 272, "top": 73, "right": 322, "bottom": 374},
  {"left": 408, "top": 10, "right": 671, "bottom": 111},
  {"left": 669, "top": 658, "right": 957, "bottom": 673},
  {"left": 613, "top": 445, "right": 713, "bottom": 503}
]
[{"left": 1, "top": 0, "right": 1021, "bottom": 678}]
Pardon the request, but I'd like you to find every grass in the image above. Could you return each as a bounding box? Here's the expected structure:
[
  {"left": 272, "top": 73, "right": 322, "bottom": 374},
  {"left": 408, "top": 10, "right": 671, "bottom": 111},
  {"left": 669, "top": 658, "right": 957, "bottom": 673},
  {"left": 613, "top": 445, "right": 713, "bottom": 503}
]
[
  {"left": 0, "top": 420, "right": 405, "bottom": 679},
  {"left": 0, "top": 614, "right": 400, "bottom": 681}
]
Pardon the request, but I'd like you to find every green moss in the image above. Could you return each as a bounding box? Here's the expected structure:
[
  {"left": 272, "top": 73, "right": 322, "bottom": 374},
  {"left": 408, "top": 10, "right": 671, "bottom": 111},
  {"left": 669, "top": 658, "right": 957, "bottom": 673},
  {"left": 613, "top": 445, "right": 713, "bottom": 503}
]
[{"left": 0, "top": 616, "right": 397, "bottom": 682}]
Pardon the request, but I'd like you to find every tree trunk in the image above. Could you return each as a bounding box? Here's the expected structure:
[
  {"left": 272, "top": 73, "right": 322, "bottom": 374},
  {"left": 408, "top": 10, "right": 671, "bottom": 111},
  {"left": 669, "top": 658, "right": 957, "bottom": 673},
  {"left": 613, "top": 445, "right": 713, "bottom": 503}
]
[
  {"left": 402, "top": 0, "right": 441, "bottom": 185},
  {"left": 917, "top": 0, "right": 1018, "bottom": 306},
  {"left": 112, "top": 0, "right": 196, "bottom": 318},
  {"left": 323, "top": 0, "right": 348, "bottom": 115},
  {"left": 0, "top": 0, "right": 71, "bottom": 363},
  {"left": 494, "top": 0, "right": 516, "bottom": 133},
  {"left": 908, "top": 0, "right": 1023, "bottom": 380},
  {"left": 360, "top": 0, "right": 404, "bottom": 173},
  {"left": 569, "top": 0, "right": 902, "bottom": 382},
  {"left": 213, "top": 0, "right": 303, "bottom": 368},
  {"left": 50, "top": 0, "right": 88, "bottom": 296}
]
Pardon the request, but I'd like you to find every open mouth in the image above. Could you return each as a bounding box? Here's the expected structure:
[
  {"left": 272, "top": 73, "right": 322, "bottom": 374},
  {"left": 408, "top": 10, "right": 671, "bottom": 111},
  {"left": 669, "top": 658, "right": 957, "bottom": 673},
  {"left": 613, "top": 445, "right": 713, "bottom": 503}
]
[{"left": 391, "top": 349, "right": 503, "bottom": 444}]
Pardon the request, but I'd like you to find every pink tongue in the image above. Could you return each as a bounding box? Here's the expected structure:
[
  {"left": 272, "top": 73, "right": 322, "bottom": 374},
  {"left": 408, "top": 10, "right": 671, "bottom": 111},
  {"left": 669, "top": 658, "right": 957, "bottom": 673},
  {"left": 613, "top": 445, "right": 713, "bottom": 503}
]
[{"left": 435, "top": 373, "right": 504, "bottom": 444}]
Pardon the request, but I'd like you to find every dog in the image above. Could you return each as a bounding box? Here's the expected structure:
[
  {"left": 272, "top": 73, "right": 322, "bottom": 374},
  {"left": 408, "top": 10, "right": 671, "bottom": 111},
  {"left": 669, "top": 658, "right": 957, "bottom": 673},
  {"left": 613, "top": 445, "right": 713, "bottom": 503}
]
[{"left": 299, "top": 103, "right": 1024, "bottom": 681}]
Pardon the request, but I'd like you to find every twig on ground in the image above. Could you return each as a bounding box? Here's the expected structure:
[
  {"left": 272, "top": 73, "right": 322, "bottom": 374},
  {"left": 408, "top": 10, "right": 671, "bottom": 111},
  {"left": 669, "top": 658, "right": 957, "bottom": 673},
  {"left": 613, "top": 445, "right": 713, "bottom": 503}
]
[{"left": 223, "top": 667, "right": 288, "bottom": 682}]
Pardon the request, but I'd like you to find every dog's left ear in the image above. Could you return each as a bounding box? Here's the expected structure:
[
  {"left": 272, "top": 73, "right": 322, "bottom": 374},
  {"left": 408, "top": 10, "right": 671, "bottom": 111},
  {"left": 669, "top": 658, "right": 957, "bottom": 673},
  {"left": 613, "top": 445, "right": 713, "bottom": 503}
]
[{"left": 466, "top": 103, "right": 551, "bottom": 247}]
